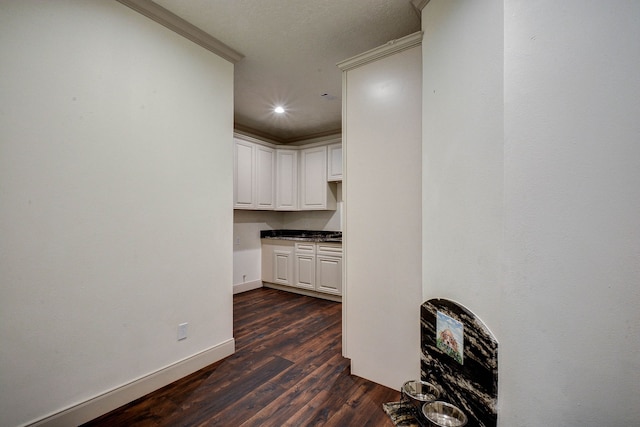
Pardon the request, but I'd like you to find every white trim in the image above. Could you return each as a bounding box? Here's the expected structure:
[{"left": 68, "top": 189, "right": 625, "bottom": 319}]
[
  {"left": 262, "top": 283, "right": 342, "bottom": 303},
  {"left": 26, "top": 339, "right": 235, "bottom": 427},
  {"left": 411, "top": 0, "right": 430, "bottom": 14},
  {"left": 337, "top": 31, "right": 423, "bottom": 71},
  {"left": 234, "top": 125, "right": 342, "bottom": 146},
  {"left": 233, "top": 279, "right": 263, "bottom": 294},
  {"left": 233, "top": 132, "right": 279, "bottom": 149},
  {"left": 289, "top": 136, "right": 341, "bottom": 150},
  {"left": 285, "top": 134, "right": 342, "bottom": 148},
  {"left": 234, "top": 132, "right": 341, "bottom": 151},
  {"left": 234, "top": 130, "right": 341, "bottom": 149},
  {"left": 341, "top": 68, "right": 349, "bottom": 359},
  {"left": 116, "top": 0, "right": 244, "bottom": 63},
  {"left": 234, "top": 131, "right": 281, "bottom": 147}
]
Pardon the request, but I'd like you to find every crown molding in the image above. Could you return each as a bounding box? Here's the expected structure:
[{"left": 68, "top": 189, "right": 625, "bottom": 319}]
[
  {"left": 234, "top": 128, "right": 341, "bottom": 149},
  {"left": 116, "top": 0, "right": 244, "bottom": 63},
  {"left": 411, "top": 0, "right": 430, "bottom": 14},
  {"left": 234, "top": 124, "right": 341, "bottom": 146},
  {"left": 285, "top": 129, "right": 342, "bottom": 146},
  {"left": 233, "top": 125, "right": 286, "bottom": 145},
  {"left": 336, "top": 31, "right": 423, "bottom": 71},
  {"left": 233, "top": 132, "right": 279, "bottom": 149}
]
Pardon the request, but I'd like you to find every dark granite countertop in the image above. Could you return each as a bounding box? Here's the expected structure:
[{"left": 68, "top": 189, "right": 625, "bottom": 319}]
[{"left": 260, "top": 229, "right": 342, "bottom": 243}]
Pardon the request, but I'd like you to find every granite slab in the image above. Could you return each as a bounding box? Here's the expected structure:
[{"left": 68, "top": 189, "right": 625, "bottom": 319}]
[
  {"left": 260, "top": 229, "right": 342, "bottom": 242},
  {"left": 421, "top": 299, "right": 498, "bottom": 427}
]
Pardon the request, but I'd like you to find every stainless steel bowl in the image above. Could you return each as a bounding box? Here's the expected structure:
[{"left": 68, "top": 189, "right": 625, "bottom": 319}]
[
  {"left": 422, "top": 401, "right": 468, "bottom": 427},
  {"left": 401, "top": 380, "right": 440, "bottom": 414}
]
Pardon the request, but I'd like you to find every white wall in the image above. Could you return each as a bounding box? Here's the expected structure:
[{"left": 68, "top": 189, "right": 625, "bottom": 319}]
[
  {"left": 0, "top": 2, "right": 234, "bottom": 426},
  {"left": 421, "top": 0, "right": 504, "bottom": 332},
  {"left": 342, "top": 42, "right": 423, "bottom": 389},
  {"left": 422, "top": 0, "right": 640, "bottom": 425},
  {"left": 502, "top": 1, "right": 640, "bottom": 424},
  {"left": 233, "top": 210, "right": 284, "bottom": 287}
]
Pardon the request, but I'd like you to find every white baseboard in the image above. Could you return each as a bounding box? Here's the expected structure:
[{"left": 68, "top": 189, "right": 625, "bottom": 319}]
[
  {"left": 262, "top": 282, "right": 342, "bottom": 302},
  {"left": 27, "top": 339, "right": 235, "bottom": 427},
  {"left": 233, "top": 279, "right": 263, "bottom": 294}
]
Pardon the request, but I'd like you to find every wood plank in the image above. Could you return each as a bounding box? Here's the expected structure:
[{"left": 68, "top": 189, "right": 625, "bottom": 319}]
[
  {"left": 239, "top": 352, "right": 349, "bottom": 426},
  {"left": 82, "top": 288, "right": 400, "bottom": 427}
]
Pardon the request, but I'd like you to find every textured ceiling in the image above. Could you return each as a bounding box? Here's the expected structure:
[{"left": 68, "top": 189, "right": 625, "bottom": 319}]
[{"left": 153, "top": 0, "right": 421, "bottom": 143}]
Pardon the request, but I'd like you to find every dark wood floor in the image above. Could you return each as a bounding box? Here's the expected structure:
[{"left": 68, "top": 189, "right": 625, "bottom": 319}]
[{"left": 82, "top": 287, "right": 399, "bottom": 426}]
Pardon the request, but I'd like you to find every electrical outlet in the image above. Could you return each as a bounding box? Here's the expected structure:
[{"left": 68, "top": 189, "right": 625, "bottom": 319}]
[
  {"left": 177, "top": 323, "right": 188, "bottom": 341},
  {"left": 235, "top": 237, "right": 240, "bottom": 246}
]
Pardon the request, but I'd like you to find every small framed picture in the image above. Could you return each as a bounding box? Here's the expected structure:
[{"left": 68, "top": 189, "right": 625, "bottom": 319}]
[{"left": 436, "top": 311, "right": 464, "bottom": 365}]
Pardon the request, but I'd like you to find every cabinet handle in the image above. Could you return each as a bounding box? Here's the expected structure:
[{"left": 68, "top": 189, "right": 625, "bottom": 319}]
[{"left": 317, "top": 246, "right": 342, "bottom": 254}]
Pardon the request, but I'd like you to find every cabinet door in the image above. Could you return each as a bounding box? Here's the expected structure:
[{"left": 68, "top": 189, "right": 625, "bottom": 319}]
[
  {"left": 327, "top": 143, "right": 343, "bottom": 182},
  {"left": 275, "top": 149, "right": 298, "bottom": 210},
  {"left": 273, "top": 249, "right": 293, "bottom": 286},
  {"left": 295, "top": 254, "right": 316, "bottom": 290},
  {"left": 255, "top": 145, "right": 275, "bottom": 209},
  {"left": 316, "top": 255, "right": 342, "bottom": 295},
  {"left": 234, "top": 139, "right": 255, "bottom": 209},
  {"left": 300, "top": 146, "right": 326, "bottom": 209},
  {"left": 300, "top": 146, "right": 336, "bottom": 210}
]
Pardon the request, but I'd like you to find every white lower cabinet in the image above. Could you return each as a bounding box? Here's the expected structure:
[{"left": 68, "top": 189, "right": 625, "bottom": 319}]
[
  {"left": 295, "top": 256, "right": 316, "bottom": 290},
  {"left": 261, "top": 240, "right": 294, "bottom": 285},
  {"left": 295, "top": 242, "right": 316, "bottom": 290},
  {"left": 316, "top": 244, "right": 343, "bottom": 295},
  {"left": 274, "top": 250, "right": 293, "bottom": 285},
  {"left": 262, "top": 240, "right": 342, "bottom": 297}
]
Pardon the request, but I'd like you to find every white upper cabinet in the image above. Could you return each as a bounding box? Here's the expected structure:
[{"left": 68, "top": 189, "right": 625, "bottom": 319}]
[
  {"left": 234, "top": 136, "right": 338, "bottom": 211},
  {"left": 233, "top": 138, "right": 275, "bottom": 210},
  {"left": 327, "top": 143, "right": 343, "bottom": 182},
  {"left": 234, "top": 139, "right": 255, "bottom": 209},
  {"left": 255, "top": 145, "right": 275, "bottom": 209},
  {"left": 300, "top": 146, "right": 337, "bottom": 210},
  {"left": 275, "top": 149, "right": 298, "bottom": 210}
]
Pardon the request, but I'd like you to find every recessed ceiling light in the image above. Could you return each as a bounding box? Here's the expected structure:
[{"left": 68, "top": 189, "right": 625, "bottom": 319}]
[{"left": 274, "top": 106, "right": 285, "bottom": 114}]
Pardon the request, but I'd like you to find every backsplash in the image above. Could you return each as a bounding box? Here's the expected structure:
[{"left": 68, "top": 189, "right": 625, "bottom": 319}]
[
  {"left": 279, "top": 204, "right": 342, "bottom": 231},
  {"left": 421, "top": 298, "right": 498, "bottom": 427}
]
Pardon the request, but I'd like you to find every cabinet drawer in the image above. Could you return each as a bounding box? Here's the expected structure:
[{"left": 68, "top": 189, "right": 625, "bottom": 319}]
[
  {"left": 317, "top": 243, "right": 342, "bottom": 256},
  {"left": 295, "top": 242, "right": 316, "bottom": 254}
]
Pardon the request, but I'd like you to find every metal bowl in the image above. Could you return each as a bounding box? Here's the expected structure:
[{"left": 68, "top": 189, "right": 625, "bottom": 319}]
[
  {"left": 401, "top": 380, "right": 440, "bottom": 411},
  {"left": 422, "top": 401, "right": 468, "bottom": 427}
]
